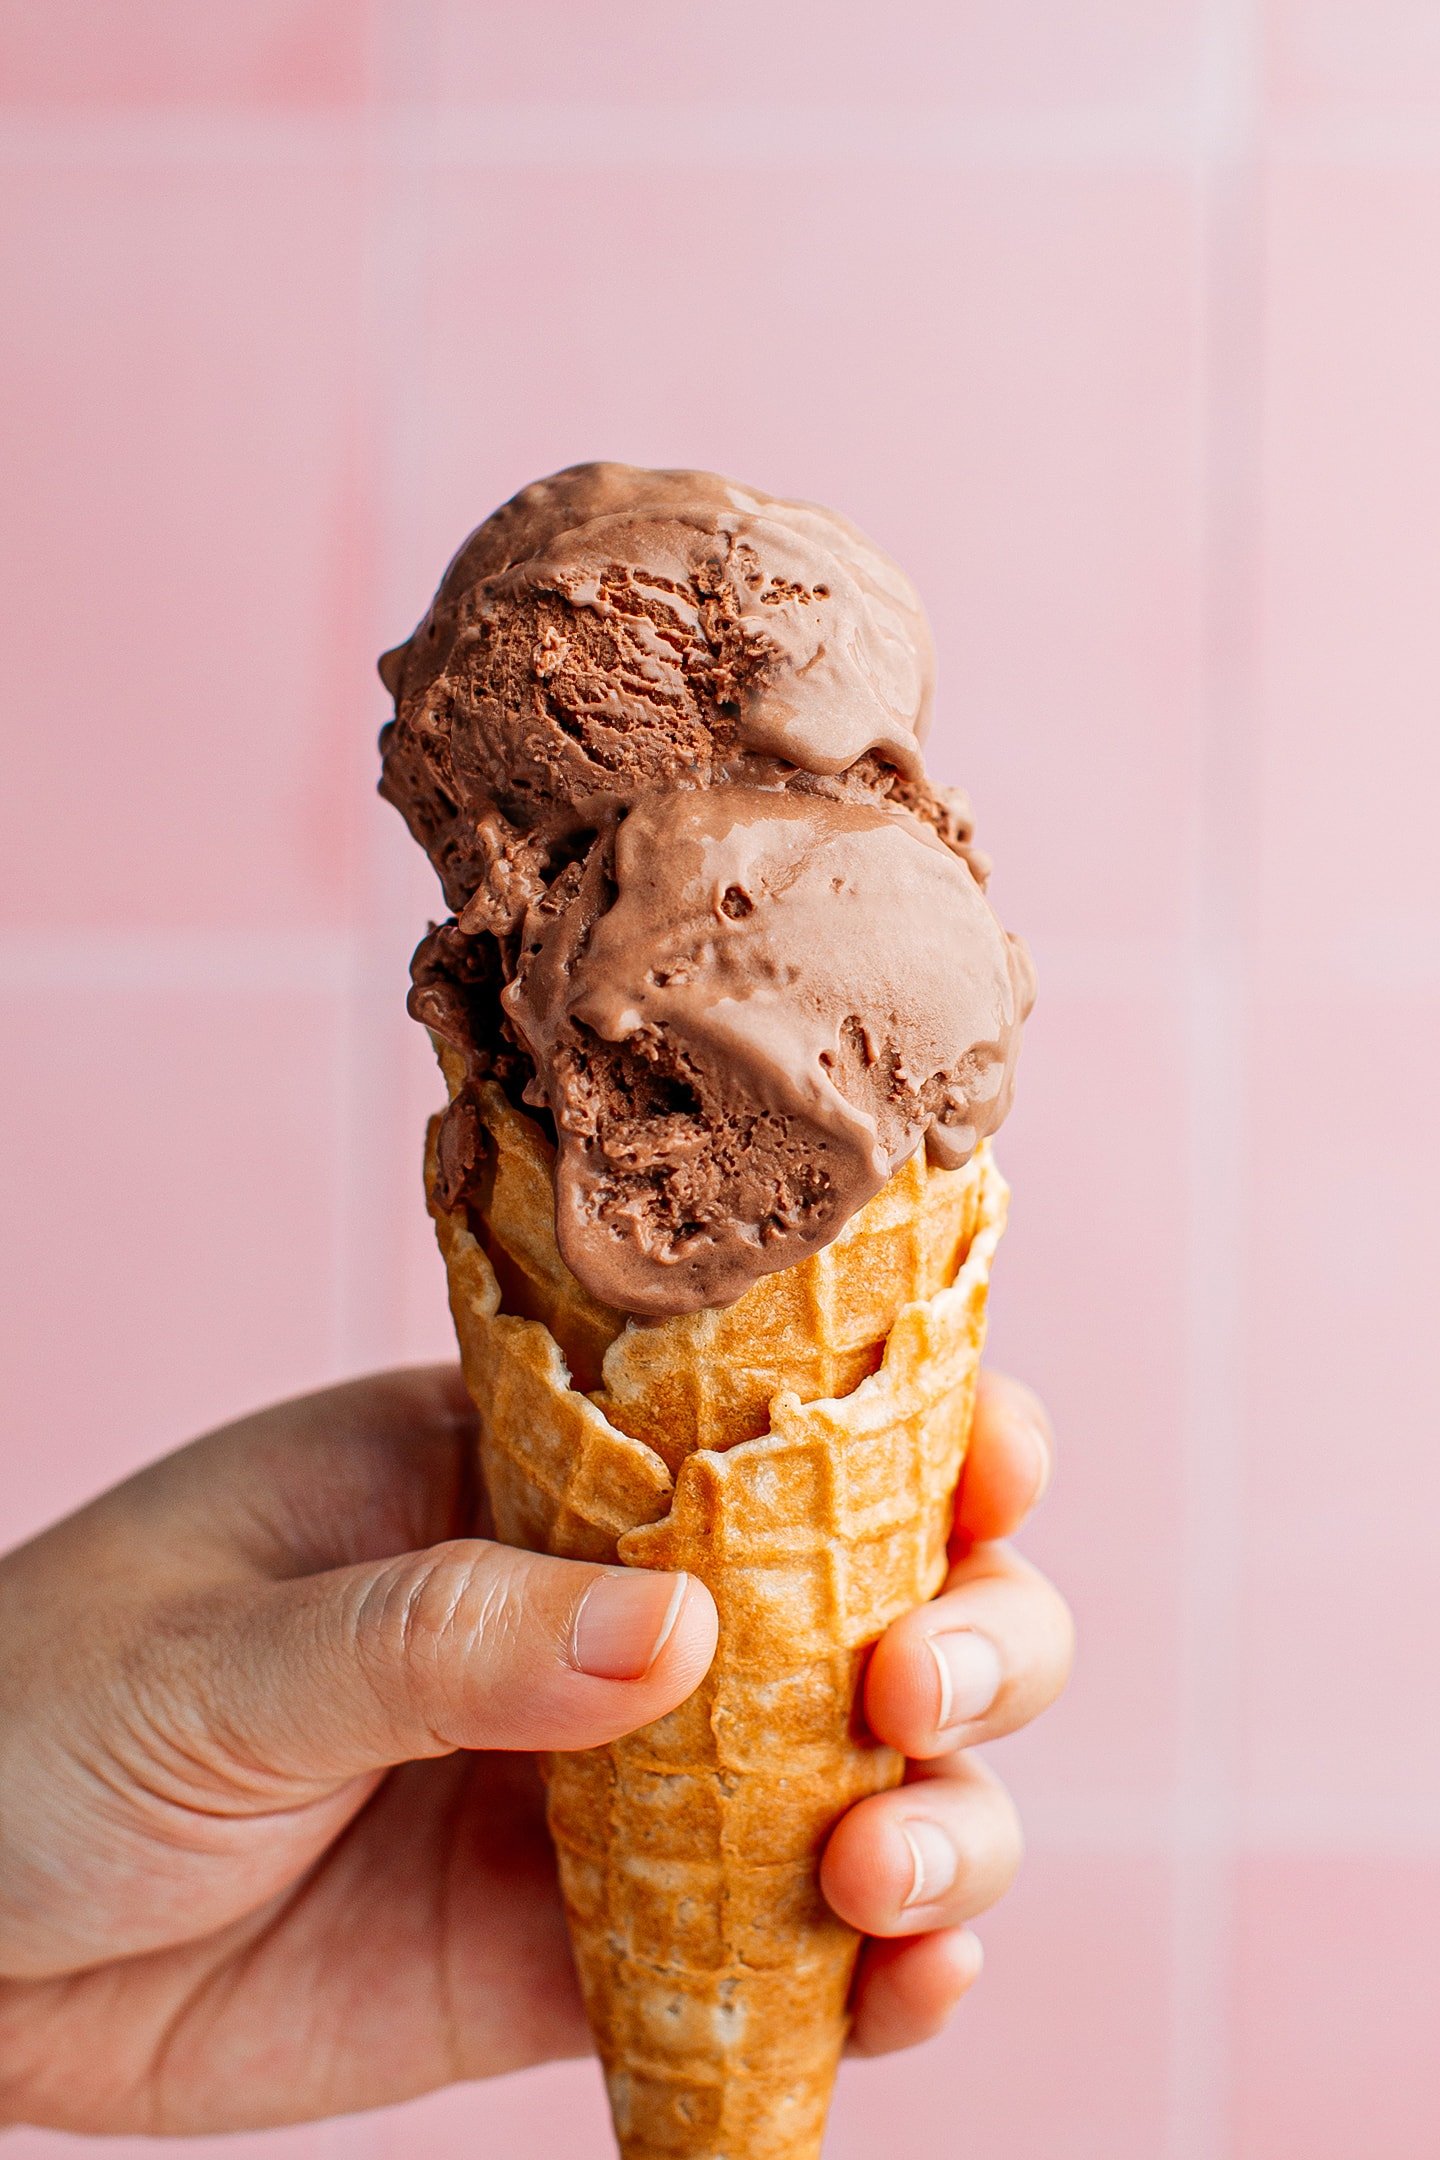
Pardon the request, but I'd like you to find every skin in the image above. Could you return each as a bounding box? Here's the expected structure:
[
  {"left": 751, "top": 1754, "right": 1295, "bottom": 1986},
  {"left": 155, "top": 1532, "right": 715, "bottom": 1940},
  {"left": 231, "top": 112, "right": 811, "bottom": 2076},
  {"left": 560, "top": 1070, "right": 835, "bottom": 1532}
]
[{"left": 0, "top": 1365, "right": 1073, "bottom": 2135}]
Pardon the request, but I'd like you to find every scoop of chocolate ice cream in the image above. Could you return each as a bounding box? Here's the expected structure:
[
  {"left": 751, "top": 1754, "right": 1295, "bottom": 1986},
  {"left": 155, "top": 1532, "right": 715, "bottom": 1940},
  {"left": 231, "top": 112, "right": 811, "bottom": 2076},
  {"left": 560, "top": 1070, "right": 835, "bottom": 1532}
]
[
  {"left": 377, "top": 463, "right": 954, "bottom": 917},
  {"left": 503, "top": 788, "right": 1032, "bottom": 1312},
  {"left": 380, "top": 463, "right": 1032, "bottom": 1316}
]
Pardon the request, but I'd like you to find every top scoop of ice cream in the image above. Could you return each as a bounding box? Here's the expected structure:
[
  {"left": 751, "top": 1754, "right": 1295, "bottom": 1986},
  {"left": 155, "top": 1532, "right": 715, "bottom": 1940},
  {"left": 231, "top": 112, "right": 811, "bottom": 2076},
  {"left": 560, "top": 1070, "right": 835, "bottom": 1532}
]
[
  {"left": 380, "top": 462, "right": 1032, "bottom": 1316},
  {"left": 378, "top": 462, "right": 935, "bottom": 912}
]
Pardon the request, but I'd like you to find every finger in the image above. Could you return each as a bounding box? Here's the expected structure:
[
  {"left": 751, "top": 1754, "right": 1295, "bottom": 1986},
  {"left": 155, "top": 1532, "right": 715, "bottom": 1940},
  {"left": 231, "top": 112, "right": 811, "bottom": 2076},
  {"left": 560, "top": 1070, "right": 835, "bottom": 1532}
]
[
  {"left": 153, "top": 1365, "right": 481, "bottom": 1575},
  {"left": 122, "top": 1544, "right": 719, "bottom": 1805},
  {"left": 209, "top": 1364, "right": 481, "bottom": 1574},
  {"left": 820, "top": 1753, "right": 1023, "bottom": 1939},
  {"left": 847, "top": 1928, "right": 984, "bottom": 2056},
  {"left": 865, "top": 1541, "right": 1074, "bottom": 1760},
  {"left": 954, "top": 1369, "right": 1054, "bottom": 1547},
  {"left": 22, "top": 1368, "right": 480, "bottom": 1599}
]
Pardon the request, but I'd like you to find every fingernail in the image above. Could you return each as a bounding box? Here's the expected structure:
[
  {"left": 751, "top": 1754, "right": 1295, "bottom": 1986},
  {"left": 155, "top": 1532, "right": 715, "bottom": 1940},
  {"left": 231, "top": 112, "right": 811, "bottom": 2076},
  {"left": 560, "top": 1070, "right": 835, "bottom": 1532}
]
[
  {"left": 928, "top": 1629, "right": 1003, "bottom": 1734},
  {"left": 901, "top": 1821, "right": 958, "bottom": 1911},
  {"left": 570, "top": 1569, "right": 688, "bottom": 1681}
]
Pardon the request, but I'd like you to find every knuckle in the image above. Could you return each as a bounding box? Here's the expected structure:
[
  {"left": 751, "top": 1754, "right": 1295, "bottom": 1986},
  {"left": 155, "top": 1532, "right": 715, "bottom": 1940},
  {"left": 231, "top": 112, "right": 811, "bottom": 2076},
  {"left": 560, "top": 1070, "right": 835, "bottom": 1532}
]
[
  {"left": 1037, "top": 1581, "right": 1078, "bottom": 1689},
  {"left": 353, "top": 1547, "right": 473, "bottom": 1725},
  {"left": 1001, "top": 1373, "right": 1054, "bottom": 1443},
  {"left": 358, "top": 1544, "right": 510, "bottom": 1676},
  {"left": 962, "top": 1778, "right": 1025, "bottom": 1910},
  {"left": 943, "top": 1548, "right": 1076, "bottom": 1706},
  {"left": 942, "top": 1535, "right": 1019, "bottom": 1595},
  {"left": 352, "top": 1542, "right": 549, "bottom": 1749},
  {"left": 979, "top": 1368, "right": 1053, "bottom": 1446},
  {"left": 995, "top": 1780, "right": 1026, "bottom": 1872}
]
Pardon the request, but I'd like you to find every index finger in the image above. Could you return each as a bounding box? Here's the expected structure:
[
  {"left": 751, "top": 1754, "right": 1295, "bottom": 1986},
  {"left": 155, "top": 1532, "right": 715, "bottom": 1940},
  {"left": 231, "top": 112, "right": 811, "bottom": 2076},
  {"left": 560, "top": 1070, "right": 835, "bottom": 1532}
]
[
  {"left": 34, "top": 1367, "right": 480, "bottom": 1595},
  {"left": 952, "top": 1370, "right": 1054, "bottom": 1548}
]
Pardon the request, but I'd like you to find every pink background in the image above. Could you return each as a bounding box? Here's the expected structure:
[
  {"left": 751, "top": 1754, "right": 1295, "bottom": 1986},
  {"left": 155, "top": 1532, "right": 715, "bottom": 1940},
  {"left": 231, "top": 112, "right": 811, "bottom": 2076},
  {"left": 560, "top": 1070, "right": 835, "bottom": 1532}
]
[{"left": 3, "top": 3, "right": 1438, "bottom": 2155}]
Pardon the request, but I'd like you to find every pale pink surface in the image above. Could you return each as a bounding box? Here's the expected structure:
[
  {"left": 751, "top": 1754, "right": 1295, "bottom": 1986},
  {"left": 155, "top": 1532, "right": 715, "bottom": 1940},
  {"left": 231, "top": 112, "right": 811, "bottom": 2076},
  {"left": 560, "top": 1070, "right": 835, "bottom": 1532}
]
[
  {"left": 1254, "top": 161, "right": 1440, "bottom": 961},
  {"left": 420, "top": 0, "right": 1208, "bottom": 114},
  {"left": 0, "top": 984, "right": 351, "bottom": 1547},
  {"left": 1240, "top": 988, "right": 1440, "bottom": 1831},
  {"left": 827, "top": 1855, "right": 1175, "bottom": 2159},
  {"left": 415, "top": 162, "right": 1202, "bottom": 950},
  {"left": 2, "top": 2, "right": 1436, "bottom": 2155},
  {"left": 1264, "top": 0, "right": 1440, "bottom": 120},
  {"left": 0, "top": 0, "right": 371, "bottom": 105},
  {"left": 0, "top": 159, "right": 371, "bottom": 930},
  {"left": 986, "top": 987, "right": 1188, "bottom": 1814},
  {"left": 1233, "top": 1860, "right": 1440, "bottom": 2159}
]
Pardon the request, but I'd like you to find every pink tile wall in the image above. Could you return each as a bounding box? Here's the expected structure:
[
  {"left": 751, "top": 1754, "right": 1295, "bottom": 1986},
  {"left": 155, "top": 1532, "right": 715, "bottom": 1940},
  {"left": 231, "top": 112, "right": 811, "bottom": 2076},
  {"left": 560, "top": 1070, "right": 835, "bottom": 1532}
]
[
  {"left": 0, "top": 0, "right": 372, "bottom": 106},
  {"left": 2, "top": 2, "right": 1435, "bottom": 2155},
  {"left": 420, "top": 0, "right": 1209, "bottom": 116},
  {"left": 986, "top": 987, "right": 1190, "bottom": 1817},
  {"left": 412, "top": 161, "right": 1202, "bottom": 950},
  {"left": 1254, "top": 160, "right": 1440, "bottom": 963},
  {"left": 0, "top": 981, "right": 350, "bottom": 1547},
  {"left": 1264, "top": 0, "right": 1440, "bottom": 122},
  {"left": 1241, "top": 988, "right": 1440, "bottom": 1833},
  {"left": 1233, "top": 1859, "right": 1440, "bottom": 2159},
  {"left": 0, "top": 157, "right": 370, "bottom": 930},
  {"left": 827, "top": 1854, "right": 1176, "bottom": 2160}
]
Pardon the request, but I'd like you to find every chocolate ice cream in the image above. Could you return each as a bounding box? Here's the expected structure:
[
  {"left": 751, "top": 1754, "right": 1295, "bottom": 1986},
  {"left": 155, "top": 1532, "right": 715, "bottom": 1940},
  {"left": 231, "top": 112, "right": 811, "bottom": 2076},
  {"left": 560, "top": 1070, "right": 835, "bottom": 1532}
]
[{"left": 380, "top": 462, "right": 1032, "bottom": 1315}]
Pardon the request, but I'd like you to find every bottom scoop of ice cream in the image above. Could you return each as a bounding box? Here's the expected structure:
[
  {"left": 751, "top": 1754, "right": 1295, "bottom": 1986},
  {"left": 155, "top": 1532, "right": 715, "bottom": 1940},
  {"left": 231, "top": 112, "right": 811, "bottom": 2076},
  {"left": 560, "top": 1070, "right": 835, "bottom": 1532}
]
[{"left": 501, "top": 788, "right": 1032, "bottom": 1314}]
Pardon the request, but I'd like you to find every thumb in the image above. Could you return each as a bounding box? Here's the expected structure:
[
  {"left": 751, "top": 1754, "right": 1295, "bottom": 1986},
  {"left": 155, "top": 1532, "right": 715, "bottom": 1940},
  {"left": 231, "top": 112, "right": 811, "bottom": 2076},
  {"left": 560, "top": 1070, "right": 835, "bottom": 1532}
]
[{"left": 164, "top": 1540, "right": 717, "bottom": 1795}]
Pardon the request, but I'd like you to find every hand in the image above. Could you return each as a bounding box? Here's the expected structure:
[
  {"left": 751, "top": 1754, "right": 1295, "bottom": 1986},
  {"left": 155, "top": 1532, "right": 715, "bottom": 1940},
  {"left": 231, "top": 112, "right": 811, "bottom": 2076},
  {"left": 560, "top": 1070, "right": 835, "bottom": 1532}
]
[
  {"left": 0, "top": 1366, "right": 1070, "bottom": 2134},
  {"left": 827, "top": 1368, "right": 1073, "bottom": 2053}
]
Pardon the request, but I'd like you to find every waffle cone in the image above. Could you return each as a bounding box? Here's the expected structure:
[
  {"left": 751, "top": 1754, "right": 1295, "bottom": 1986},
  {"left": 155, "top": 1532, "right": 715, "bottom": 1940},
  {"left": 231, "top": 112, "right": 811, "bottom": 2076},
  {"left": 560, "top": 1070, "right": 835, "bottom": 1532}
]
[{"left": 425, "top": 1047, "right": 1008, "bottom": 2158}]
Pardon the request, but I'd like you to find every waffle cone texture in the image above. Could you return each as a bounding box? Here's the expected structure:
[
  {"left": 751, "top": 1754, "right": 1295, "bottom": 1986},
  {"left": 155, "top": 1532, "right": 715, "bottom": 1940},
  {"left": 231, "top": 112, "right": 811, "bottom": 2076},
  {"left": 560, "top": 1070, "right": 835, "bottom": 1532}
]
[{"left": 425, "top": 1047, "right": 1008, "bottom": 2159}]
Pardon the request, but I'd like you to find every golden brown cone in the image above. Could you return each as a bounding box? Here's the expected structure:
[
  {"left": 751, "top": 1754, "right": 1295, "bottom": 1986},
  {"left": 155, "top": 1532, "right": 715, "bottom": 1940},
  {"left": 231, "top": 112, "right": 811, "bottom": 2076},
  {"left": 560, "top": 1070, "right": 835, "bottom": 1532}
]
[{"left": 426, "top": 1053, "right": 1007, "bottom": 2159}]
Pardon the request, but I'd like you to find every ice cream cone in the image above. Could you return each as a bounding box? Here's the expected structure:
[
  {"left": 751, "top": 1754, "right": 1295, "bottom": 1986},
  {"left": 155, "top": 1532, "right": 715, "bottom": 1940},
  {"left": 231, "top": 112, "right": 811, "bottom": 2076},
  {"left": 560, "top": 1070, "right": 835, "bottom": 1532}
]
[{"left": 424, "top": 1044, "right": 1007, "bottom": 2160}]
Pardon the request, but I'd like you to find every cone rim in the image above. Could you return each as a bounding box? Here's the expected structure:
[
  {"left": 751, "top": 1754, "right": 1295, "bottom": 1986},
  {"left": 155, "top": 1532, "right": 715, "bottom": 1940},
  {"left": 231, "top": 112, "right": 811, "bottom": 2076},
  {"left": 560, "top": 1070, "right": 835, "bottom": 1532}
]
[{"left": 426, "top": 1081, "right": 1010, "bottom": 1487}]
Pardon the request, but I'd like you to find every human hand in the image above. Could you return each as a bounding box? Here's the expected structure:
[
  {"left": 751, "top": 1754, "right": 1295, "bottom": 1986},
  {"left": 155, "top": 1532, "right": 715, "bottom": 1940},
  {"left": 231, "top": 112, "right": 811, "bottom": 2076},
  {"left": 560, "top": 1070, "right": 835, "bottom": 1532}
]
[
  {"left": 825, "top": 1368, "right": 1074, "bottom": 2053},
  {"left": 0, "top": 1364, "right": 1069, "bottom": 2133}
]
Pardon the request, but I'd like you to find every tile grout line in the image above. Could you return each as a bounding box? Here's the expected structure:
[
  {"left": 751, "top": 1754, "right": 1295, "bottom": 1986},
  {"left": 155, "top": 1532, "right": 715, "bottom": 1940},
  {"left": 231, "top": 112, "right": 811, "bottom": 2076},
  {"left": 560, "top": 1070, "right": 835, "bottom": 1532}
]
[
  {"left": 7, "top": 102, "right": 1438, "bottom": 171},
  {"left": 1021, "top": 1791, "right": 1440, "bottom": 1859},
  {"left": 0, "top": 927, "right": 359, "bottom": 991},
  {"left": 317, "top": 0, "right": 410, "bottom": 1394},
  {"left": 326, "top": 28, "right": 450, "bottom": 2158},
  {"left": 0, "top": 929, "right": 1181, "bottom": 991},
  {"left": 1165, "top": 4, "right": 1265, "bottom": 2158},
  {"left": 2, "top": 926, "right": 1433, "bottom": 998},
  {"left": 330, "top": 0, "right": 448, "bottom": 1390},
  {"left": 0, "top": 102, "right": 1202, "bottom": 168}
]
